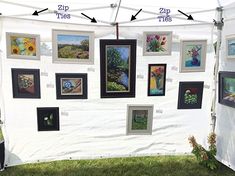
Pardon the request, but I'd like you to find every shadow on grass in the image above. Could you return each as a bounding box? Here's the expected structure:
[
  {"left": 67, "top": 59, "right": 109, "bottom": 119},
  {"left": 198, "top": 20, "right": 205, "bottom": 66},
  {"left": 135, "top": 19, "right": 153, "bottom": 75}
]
[{"left": 1, "top": 156, "right": 235, "bottom": 176}]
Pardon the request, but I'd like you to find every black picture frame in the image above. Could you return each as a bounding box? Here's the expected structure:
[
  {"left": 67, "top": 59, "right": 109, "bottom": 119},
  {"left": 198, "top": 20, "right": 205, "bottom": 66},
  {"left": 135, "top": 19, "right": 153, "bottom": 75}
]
[
  {"left": 177, "top": 81, "right": 204, "bottom": 109},
  {"left": 56, "top": 73, "right": 87, "bottom": 99},
  {"left": 100, "top": 39, "right": 136, "bottom": 98},
  {"left": 37, "top": 107, "right": 60, "bottom": 131},
  {"left": 11, "top": 68, "right": 40, "bottom": 98},
  {"left": 148, "top": 64, "right": 167, "bottom": 96},
  {"left": 219, "top": 71, "right": 235, "bottom": 108}
]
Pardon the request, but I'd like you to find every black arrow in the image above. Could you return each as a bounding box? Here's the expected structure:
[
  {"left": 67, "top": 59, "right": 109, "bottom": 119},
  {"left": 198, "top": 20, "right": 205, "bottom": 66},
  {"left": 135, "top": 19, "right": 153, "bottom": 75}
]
[
  {"left": 178, "top": 10, "right": 194, "bottom": 20},
  {"left": 81, "top": 13, "right": 97, "bottom": 23},
  {"left": 131, "top": 9, "right": 142, "bottom": 21},
  {"left": 32, "top": 8, "right": 48, "bottom": 16}
]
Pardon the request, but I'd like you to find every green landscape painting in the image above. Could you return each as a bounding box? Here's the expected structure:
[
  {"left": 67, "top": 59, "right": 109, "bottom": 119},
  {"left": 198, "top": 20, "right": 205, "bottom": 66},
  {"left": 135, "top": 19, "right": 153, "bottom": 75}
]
[
  {"left": 131, "top": 110, "right": 148, "bottom": 130},
  {"left": 57, "top": 34, "right": 89, "bottom": 59},
  {"left": 106, "top": 45, "right": 130, "bottom": 92}
]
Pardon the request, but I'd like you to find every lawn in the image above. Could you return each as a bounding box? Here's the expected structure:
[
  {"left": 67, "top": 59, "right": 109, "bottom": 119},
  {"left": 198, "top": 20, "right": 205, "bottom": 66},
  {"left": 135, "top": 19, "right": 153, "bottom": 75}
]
[{"left": 1, "top": 155, "right": 235, "bottom": 176}]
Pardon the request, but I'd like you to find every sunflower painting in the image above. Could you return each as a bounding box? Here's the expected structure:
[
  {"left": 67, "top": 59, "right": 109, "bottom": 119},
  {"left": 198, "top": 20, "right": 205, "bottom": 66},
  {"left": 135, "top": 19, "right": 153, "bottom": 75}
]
[{"left": 6, "top": 33, "right": 40, "bottom": 60}]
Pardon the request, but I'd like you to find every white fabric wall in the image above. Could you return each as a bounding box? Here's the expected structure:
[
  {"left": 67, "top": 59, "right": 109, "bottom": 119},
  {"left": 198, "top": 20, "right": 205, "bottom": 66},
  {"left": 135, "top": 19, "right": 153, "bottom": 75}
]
[
  {"left": 0, "top": 17, "right": 215, "bottom": 166},
  {"left": 215, "top": 2, "right": 235, "bottom": 171}
]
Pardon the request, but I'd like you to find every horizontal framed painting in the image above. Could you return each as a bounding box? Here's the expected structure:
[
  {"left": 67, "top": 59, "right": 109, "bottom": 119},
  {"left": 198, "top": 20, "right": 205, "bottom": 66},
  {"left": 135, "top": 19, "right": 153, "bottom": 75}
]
[
  {"left": 6, "top": 32, "right": 40, "bottom": 60},
  {"left": 37, "top": 107, "right": 60, "bottom": 131},
  {"left": 143, "top": 31, "right": 172, "bottom": 56},
  {"left": 126, "top": 105, "right": 154, "bottom": 135},
  {"left": 219, "top": 71, "right": 235, "bottom": 108},
  {"left": 100, "top": 39, "right": 136, "bottom": 98},
  {"left": 11, "top": 68, "right": 40, "bottom": 98},
  {"left": 52, "top": 29, "right": 94, "bottom": 64},
  {"left": 226, "top": 35, "right": 235, "bottom": 59},
  {"left": 177, "top": 81, "right": 204, "bottom": 109},
  {"left": 56, "top": 73, "right": 87, "bottom": 99},
  {"left": 180, "top": 40, "right": 207, "bottom": 72},
  {"left": 148, "top": 64, "right": 166, "bottom": 96}
]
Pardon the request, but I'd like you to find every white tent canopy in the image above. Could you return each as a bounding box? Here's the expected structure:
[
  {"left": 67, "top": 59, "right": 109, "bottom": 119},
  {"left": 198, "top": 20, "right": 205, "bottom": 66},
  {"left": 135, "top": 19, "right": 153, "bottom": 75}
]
[{"left": 0, "top": 0, "right": 235, "bottom": 172}]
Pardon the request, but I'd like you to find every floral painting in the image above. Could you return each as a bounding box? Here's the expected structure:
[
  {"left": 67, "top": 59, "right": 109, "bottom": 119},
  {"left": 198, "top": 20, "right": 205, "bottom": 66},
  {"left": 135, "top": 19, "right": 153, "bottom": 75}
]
[
  {"left": 18, "top": 74, "right": 35, "bottom": 95},
  {"left": 106, "top": 46, "right": 130, "bottom": 92},
  {"left": 180, "top": 40, "right": 207, "bottom": 72},
  {"left": 7, "top": 33, "right": 40, "bottom": 60},
  {"left": 61, "top": 78, "right": 82, "bottom": 95},
  {"left": 178, "top": 82, "right": 204, "bottom": 109},
  {"left": 148, "top": 64, "right": 166, "bottom": 96},
  {"left": 143, "top": 32, "right": 172, "bottom": 55},
  {"left": 131, "top": 110, "right": 148, "bottom": 130}
]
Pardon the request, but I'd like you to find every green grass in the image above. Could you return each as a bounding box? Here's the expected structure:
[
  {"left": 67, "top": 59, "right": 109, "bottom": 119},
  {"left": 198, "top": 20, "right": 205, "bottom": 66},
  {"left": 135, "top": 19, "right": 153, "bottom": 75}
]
[
  {"left": 0, "top": 128, "right": 3, "bottom": 141},
  {"left": 1, "top": 155, "right": 235, "bottom": 176}
]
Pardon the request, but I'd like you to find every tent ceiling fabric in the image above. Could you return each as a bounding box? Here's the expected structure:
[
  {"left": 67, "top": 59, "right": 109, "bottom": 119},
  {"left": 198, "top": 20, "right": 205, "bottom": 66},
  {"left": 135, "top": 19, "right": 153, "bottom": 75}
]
[{"left": 0, "top": 0, "right": 224, "bottom": 26}]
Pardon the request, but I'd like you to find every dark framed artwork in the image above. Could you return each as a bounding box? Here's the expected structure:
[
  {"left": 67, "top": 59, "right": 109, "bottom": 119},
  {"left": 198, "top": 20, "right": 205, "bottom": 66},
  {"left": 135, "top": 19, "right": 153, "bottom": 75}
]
[
  {"left": 177, "top": 81, "right": 204, "bottom": 109},
  {"left": 11, "top": 68, "right": 40, "bottom": 98},
  {"left": 56, "top": 73, "right": 87, "bottom": 99},
  {"left": 148, "top": 64, "right": 166, "bottom": 96},
  {"left": 219, "top": 71, "right": 235, "bottom": 108},
  {"left": 100, "top": 39, "right": 136, "bottom": 98},
  {"left": 37, "top": 107, "right": 60, "bottom": 131}
]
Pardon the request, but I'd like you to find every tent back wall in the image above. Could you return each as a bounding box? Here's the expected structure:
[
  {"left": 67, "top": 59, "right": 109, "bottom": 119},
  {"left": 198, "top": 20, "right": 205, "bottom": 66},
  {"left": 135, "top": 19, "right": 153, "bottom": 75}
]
[{"left": 0, "top": 17, "right": 215, "bottom": 166}]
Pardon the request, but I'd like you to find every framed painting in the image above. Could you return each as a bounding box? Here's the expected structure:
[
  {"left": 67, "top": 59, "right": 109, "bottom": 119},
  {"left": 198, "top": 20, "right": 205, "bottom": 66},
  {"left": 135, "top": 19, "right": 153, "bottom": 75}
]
[
  {"left": 52, "top": 29, "right": 94, "bottom": 64},
  {"left": 226, "top": 35, "right": 235, "bottom": 59},
  {"left": 11, "top": 68, "right": 40, "bottom": 98},
  {"left": 219, "top": 71, "right": 235, "bottom": 108},
  {"left": 100, "top": 39, "right": 136, "bottom": 98},
  {"left": 126, "top": 105, "right": 154, "bottom": 135},
  {"left": 56, "top": 73, "right": 87, "bottom": 99},
  {"left": 148, "top": 64, "right": 166, "bottom": 96},
  {"left": 177, "top": 82, "right": 204, "bottom": 109},
  {"left": 37, "top": 107, "right": 60, "bottom": 131},
  {"left": 6, "top": 32, "right": 40, "bottom": 60},
  {"left": 180, "top": 40, "right": 207, "bottom": 72},
  {"left": 143, "top": 31, "right": 172, "bottom": 56}
]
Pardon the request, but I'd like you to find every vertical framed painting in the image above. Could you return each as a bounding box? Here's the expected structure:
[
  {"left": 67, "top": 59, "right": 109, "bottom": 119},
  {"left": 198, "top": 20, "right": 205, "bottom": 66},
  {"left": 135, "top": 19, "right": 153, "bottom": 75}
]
[
  {"left": 219, "top": 71, "right": 235, "bottom": 108},
  {"left": 52, "top": 29, "right": 94, "bottom": 64},
  {"left": 148, "top": 64, "right": 166, "bottom": 96},
  {"left": 143, "top": 31, "right": 172, "bottom": 56},
  {"left": 6, "top": 32, "right": 40, "bottom": 60},
  {"left": 100, "top": 39, "right": 136, "bottom": 98},
  {"left": 56, "top": 73, "right": 87, "bottom": 99},
  {"left": 126, "top": 105, "right": 154, "bottom": 135},
  {"left": 177, "top": 81, "right": 204, "bottom": 109},
  {"left": 180, "top": 40, "right": 207, "bottom": 72},
  {"left": 37, "top": 107, "right": 60, "bottom": 131},
  {"left": 11, "top": 68, "right": 40, "bottom": 98},
  {"left": 226, "top": 35, "right": 235, "bottom": 59}
]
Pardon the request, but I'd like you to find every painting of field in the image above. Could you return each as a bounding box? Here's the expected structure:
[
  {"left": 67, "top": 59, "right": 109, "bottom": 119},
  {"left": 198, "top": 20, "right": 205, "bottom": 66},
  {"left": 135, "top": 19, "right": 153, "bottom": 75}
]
[
  {"left": 57, "top": 34, "right": 89, "bottom": 59},
  {"left": 131, "top": 110, "right": 148, "bottom": 130},
  {"left": 106, "top": 45, "right": 130, "bottom": 92}
]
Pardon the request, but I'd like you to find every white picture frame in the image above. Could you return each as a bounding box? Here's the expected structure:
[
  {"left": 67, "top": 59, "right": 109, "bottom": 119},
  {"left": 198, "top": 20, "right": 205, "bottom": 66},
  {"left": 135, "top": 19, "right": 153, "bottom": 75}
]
[
  {"left": 143, "top": 31, "right": 172, "bottom": 56},
  {"left": 180, "top": 40, "right": 207, "bottom": 72},
  {"left": 52, "top": 29, "right": 94, "bottom": 64},
  {"left": 226, "top": 35, "right": 235, "bottom": 59},
  {"left": 126, "top": 105, "right": 154, "bottom": 135},
  {"left": 6, "top": 32, "right": 40, "bottom": 60}
]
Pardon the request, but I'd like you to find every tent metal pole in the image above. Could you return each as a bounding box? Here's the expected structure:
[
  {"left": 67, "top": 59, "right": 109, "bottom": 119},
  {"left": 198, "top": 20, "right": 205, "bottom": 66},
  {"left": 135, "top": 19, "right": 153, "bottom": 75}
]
[
  {"left": 114, "top": 0, "right": 122, "bottom": 23},
  {"left": 211, "top": 7, "right": 223, "bottom": 133}
]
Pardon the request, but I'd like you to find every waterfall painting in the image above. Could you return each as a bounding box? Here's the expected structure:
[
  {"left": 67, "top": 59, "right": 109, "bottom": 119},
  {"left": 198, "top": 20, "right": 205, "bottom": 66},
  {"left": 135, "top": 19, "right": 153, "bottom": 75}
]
[
  {"left": 100, "top": 40, "right": 136, "bottom": 98},
  {"left": 180, "top": 40, "right": 207, "bottom": 72},
  {"left": 148, "top": 64, "right": 166, "bottom": 96}
]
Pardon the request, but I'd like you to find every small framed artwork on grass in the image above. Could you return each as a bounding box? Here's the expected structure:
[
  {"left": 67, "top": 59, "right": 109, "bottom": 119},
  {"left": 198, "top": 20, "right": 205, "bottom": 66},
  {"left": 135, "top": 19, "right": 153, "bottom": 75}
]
[
  {"left": 100, "top": 39, "right": 136, "bottom": 98},
  {"left": 226, "top": 35, "right": 235, "bottom": 59},
  {"left": 11, "top": 68, "right": 40, "bottom": 98},
  {"left": 219, "top": 71, "right": 235, "bottom": 108},
  {"left": 177, "top": 81, "right": 204, "bottom": 109},
  {"left": 180, "top": 40, "right": 207, "bottom": 72},
  {"left": 126, "top": 105, "right": 154, "bottom": 135},
  {"left": 148, "top": 64, "right": 166, "bottom": 96},
  {"left": 143, "top": 31, "right": 172, "bottom": 56},
  {"left": 6, "top": 32, "right": 40, "bottom": 60},
  {"left": 37, "top": 107, "right": 60, "bottom": 131},
  {"left": 56, "top": 73, "right": 88, "bottom": 99},
  {"left": 52, "top": 29, "right": 94, "bottom": 64}
]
